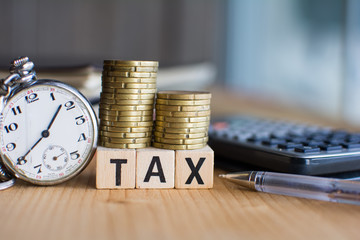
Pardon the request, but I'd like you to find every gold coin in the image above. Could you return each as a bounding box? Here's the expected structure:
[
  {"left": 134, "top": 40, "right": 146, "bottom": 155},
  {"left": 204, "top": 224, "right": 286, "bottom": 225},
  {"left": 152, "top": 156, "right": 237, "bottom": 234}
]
[
  {"left": 103, "top": 60, "right": 159, "bottom": 67},
  {"left": 104, "top": 71, "right": 157, "bottom": 78},
  {"left": 102, "top": 71, "right": 128, "bottom": 77},
  {"left": 152, "top": 142, "right": 206, "bottom": 150},
  {"left": 103, "top": 66, "right": 158, "bottom": 72},
  {"left": 155, "top": 121, "right": 209, "bottom": 128},
  {"left": 102, "top": 76, "right": 157, "bottom": 84},
  {"left": 155, "top": 126, "right": 208, "bottom": 134},
  {"left": 99, "top": 103, "right": 153, "bottom": 111},
  {"left": 154, "top": 136, "right": 208, "bottom": 145},
  {"left": 100, "top": 93, "right": 155, "bottom": 100},
  {"left": 98, "top": 109, "right": 153, "bottom": 117},
  {"left": 100, "top": 136, "right": 151, "bottom": 144},
  {"left": 103, "top": 66, "right": 136, "bottom": 72},
  {"left": 99, "top": 114, "right": 153, "bottom": 122},
  {"left": 99, "top": 131, "right": 152, "bottom": 138},
  {"left": 102, "top": 82, "right": 156, "bottom": 89},
  {"left": 155, "top": 104, "right": 210, "bottom": 112},
  {"left": 99, "top": 141, "right": 150, "bottom": 149},
  {"left": 134, "top": 66, "right": 158, "bottom": 72},
  {"left": 100, "top": 115, "right": 153, "bottom": 122},
  {"left": 155, "top": 110, "right": 211, "bottom": 117},
  {"left": 101, "top": 120, "right": 154, "bottom": 127},
  {"left": 101, "top": 88, "right": 157, "bottom": 94},
  {"left": 154, "top": 131, "right": 207, "bottom": 139},
  {"left": 155, "top": 115, "right": 210, "bottom": 123},
  {"left": 100, "top": 98, "right": 154, "bottom": 105},
  {"left": 100, "top": 126, "right": 153, "bottom": 133},
  {"left": 157, "top": 91, "right": 211, "bottom": 100},
  {"left": 156, "top": 99, "right": 210, "bottom": 106}
]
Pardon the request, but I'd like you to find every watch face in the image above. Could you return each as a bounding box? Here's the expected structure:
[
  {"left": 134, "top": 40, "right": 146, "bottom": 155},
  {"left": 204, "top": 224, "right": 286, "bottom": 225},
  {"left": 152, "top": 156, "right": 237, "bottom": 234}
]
[{"left": 0, "top": 81, "right": 97, "bottom": 184}]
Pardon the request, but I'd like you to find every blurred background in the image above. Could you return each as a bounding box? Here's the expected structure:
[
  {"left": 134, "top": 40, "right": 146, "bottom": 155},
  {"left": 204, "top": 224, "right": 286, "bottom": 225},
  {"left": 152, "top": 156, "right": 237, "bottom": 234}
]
[{"left": 1, "top": 0, "right": 360, "bottom": 125}]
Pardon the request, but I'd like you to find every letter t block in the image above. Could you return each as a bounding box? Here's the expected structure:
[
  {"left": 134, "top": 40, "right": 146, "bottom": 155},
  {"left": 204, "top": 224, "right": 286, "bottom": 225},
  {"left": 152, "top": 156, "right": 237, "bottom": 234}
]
[
  {"left": 175, "top": 145, "right": 214, "bottom": 189},
  {"left": 96, "top": 146, "right": 136, "bottom": 189}
]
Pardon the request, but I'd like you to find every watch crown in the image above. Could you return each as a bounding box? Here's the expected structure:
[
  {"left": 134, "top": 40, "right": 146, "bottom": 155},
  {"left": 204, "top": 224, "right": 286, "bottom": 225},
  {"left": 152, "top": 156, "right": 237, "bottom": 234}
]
[
  {"left": 11, "top": 56, "right": 29, "bottom": 68},
  {"left": 8, "top": 56, "right": 36, "bottom": 84},
  {"left": 10, "top": 56, "right": 35, "bottom": 75},
  {"left": 0, "top": 162, "right": 12, "bottom": 181}
]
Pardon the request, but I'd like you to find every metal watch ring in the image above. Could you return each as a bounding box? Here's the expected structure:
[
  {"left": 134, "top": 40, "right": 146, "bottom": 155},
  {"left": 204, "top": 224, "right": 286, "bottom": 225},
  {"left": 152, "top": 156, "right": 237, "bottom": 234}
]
[
  {"left": 0, "top": 178, "right": 15, "bottom": 190},
  {"left": 14, "top": 73, "right": 36, "bottom": 85},
  {"left": 3, "top": 73, "right": 20, "bottom": 86}
]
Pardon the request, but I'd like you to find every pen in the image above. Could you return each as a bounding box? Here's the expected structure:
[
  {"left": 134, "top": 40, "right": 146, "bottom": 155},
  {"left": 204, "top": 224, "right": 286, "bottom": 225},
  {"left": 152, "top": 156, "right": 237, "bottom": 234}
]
[{"left": 219, "top": 171, "right": 360, "bottom": 206}]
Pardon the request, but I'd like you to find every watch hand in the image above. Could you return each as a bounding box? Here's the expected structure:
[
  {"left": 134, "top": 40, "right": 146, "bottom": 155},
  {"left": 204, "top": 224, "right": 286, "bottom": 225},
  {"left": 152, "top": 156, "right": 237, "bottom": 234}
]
[
  {"left": 17, "top": 104, "right": 62, "bottom": 164},
  {"left": 23, "top": 137, "right": 43, "bottom": 158},
  {"left": 53, "top": 152, "right": 65, "bottom": 161},
  {"left": 56, "top": 152, "right": 65, "bottom": 158},
  {"left": 39, "top": 104, "right": 62, "bottom": 139},
  {"left": 17, "top": 137, "right": 43, "bottom": 164},
  {"left": 47, "top": 104, "right": 62, "bottom": 130}
]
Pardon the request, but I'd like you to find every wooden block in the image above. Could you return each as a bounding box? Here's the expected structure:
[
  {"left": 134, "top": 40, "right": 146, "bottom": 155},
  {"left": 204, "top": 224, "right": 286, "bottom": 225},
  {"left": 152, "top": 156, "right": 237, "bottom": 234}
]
[
  {"left": 175, "top": 145, "right": 214, "bottom": 189},
  {"left": 136, "top": 147, "right": 175, "bottom": 189},
  {"left": 96, "top": 146, "right": 136, "bottom": 189}
]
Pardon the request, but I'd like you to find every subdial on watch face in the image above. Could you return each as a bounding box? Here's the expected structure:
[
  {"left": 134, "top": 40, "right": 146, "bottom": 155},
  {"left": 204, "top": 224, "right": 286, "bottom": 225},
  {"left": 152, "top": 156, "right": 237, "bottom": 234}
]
[{"left": 43, "top": 145, "right": 69, "bottom": 171}]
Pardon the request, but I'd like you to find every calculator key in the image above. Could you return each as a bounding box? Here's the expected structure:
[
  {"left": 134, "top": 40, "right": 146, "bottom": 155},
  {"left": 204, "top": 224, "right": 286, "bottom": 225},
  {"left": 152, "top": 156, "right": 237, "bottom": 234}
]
[
  {"left": 304, "top": 141, "right": 324, "bottom": 147},
  {"left": 270, "top": 132, "right": 288, "bottom": 138},
  {"left": 351, "top": 133, "right": 360, "bottom": 137},
  {"left": 290, "top": 137, "right": 308, "bottom": 143},
  {"left": 341, "top": 143, "right": 360, "bottom": 149},
  {"left": 233, "top": 132, "right": 253, "bottom": 141},
  {"left": 213, "top": 129, "right": 227, "bottom": 137},
  {"left": 288, "top": 132, "right": 304, "bottom": 138},
  {"left": 278, "top": 142, "right": 303, "bottom": 149},
  {"left": 253, "top": 132, "right": 271, "bottom": 138},
  {"left": 310, "top": 135, "right": 329, "bottom": 141},
  {"left": 221, "top": 131, "right": 235, "bottom": 139},
  {"left": 262, "top": 139, "right": 286, "bottom": 146},
  {"left": 247, "top": 136, "right": 269, "bottom": 143},
  {"left": 330, "top": 130, "right": 348, "bottom": 138},
  {"left": 346, "top": 136, "right": 360, "bottom": 142},
  {"left": 319, "top": 144, "right": 343, "bottom": 151},
  {"left": 294, "top": 146, "right": 321, "bottom": 153},
  {"left": 325, "top": 139, "right": 345, "bottom": 145},
  {"left": 317, "top": 127, "right": 332, "bottom": 134}
]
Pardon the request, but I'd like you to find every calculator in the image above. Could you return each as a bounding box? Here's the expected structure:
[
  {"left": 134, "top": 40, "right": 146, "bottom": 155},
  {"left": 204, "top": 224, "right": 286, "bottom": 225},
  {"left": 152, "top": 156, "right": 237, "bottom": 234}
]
[{"left": 208, "top": 115, "right": 360, "bottom": 175}]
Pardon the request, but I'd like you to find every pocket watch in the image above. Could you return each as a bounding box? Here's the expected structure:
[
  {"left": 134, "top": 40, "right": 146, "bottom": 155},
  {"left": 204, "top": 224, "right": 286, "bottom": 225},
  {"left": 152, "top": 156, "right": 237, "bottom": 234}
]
[{"left": 0, "top": 57, "right": 98, "bottom": 186}]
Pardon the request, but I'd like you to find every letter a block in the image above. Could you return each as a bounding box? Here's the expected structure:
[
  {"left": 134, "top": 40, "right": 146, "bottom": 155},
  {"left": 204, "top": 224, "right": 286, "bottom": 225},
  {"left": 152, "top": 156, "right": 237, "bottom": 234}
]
[
  {"left": 136, "top": 147, "right": 175, "bottom": 189},
  {"left": 96, "top": 146, "right": 136, "bottom": 189},
  {"left": 175, "top": 145, "right": 214, "bottom": 189}
]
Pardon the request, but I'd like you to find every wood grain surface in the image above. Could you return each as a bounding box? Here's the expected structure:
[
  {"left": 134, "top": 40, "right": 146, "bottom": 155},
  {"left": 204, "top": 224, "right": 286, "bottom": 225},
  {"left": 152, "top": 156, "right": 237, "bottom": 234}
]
[
  {"left": 1, "top": 87, "right": 360, "bottom": 240},
  {"left": 1, "top": 161, "right": 360, "bottom": 240}
]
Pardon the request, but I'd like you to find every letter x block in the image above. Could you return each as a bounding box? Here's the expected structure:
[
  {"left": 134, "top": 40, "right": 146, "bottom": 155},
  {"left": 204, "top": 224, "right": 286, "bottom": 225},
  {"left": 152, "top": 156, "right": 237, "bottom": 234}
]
[
  {"left": 175, "top": 145, "right": 214, "bottom": 189},
  {"left": 136, "top": 147, "right": 175, "bottom": 189},
  {"left": 96, "top": 146, "right": 136, "bottom": 189}
]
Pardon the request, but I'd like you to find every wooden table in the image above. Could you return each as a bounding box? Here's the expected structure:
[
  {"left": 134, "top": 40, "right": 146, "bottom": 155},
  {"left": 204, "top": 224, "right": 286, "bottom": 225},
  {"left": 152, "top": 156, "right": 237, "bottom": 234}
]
[{"left": 1, "top": 87, "right": 360, "bottom": 240}]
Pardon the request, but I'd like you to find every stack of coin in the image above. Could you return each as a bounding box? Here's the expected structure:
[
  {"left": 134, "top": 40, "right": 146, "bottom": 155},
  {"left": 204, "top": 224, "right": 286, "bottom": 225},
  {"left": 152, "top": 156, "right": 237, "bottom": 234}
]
[
  {"left": 153, "top": 91, "right": 211, "bottom": 150},
  {"left": 98, "top": 60, "right": 158, "bottom": 149}
]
